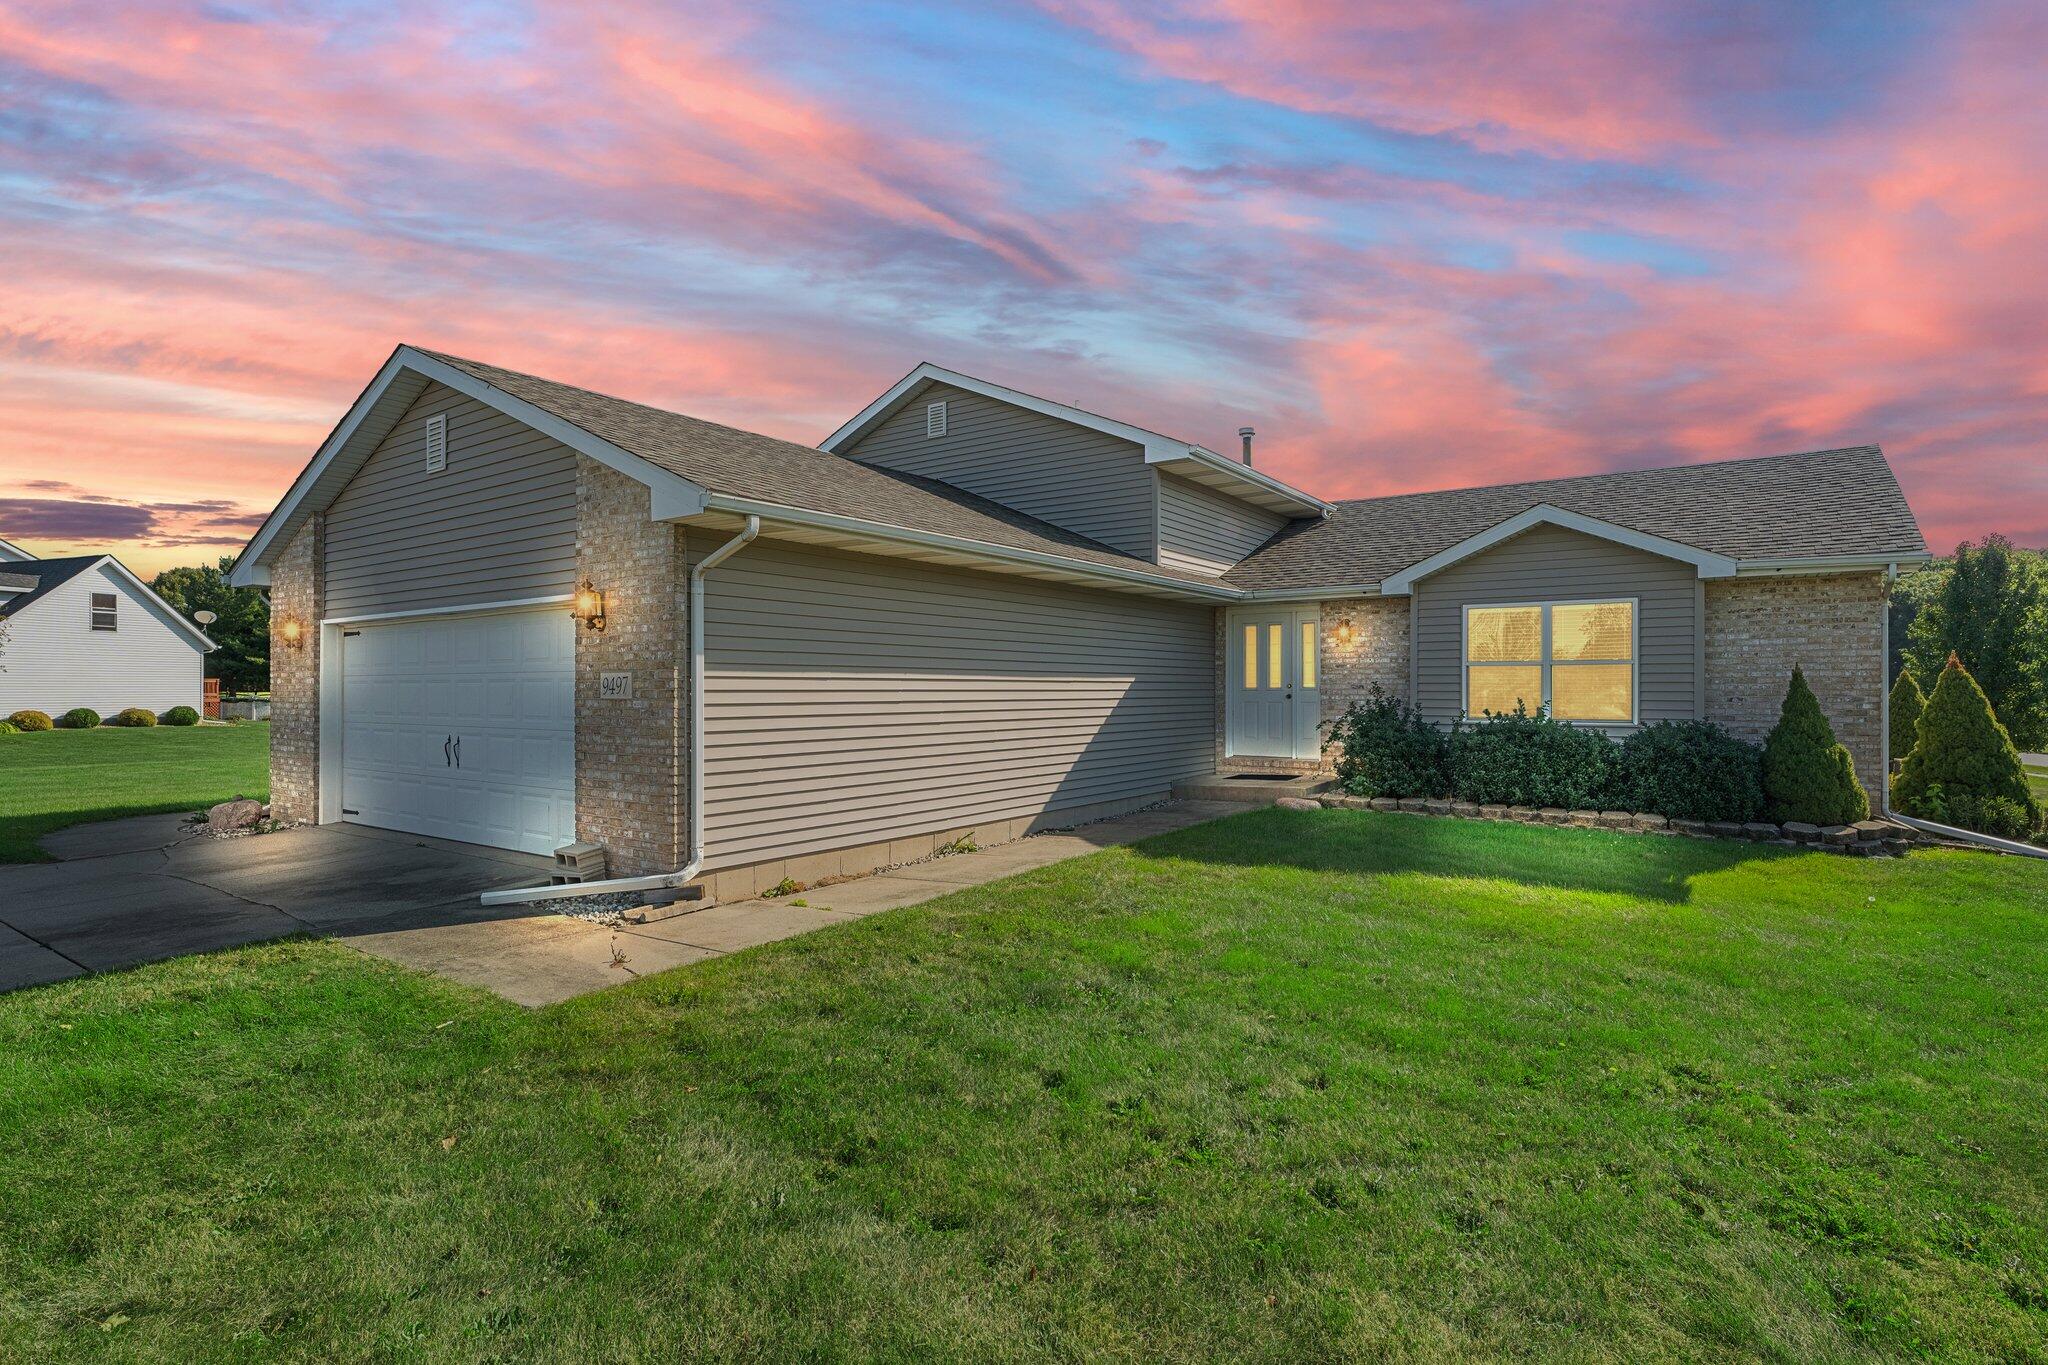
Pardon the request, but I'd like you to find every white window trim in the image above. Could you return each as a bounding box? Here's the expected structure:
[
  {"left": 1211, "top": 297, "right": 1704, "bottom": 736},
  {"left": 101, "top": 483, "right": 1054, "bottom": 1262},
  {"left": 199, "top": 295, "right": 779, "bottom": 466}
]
[
  {"left": 925, "top": 399, "right": 947, "bottom": 438},
  {"left": 90, "top": 591, "right": 118, "bottom": 632},
  {"left": 1461, "top": 596, "right": 1640, "bottom": 726}
]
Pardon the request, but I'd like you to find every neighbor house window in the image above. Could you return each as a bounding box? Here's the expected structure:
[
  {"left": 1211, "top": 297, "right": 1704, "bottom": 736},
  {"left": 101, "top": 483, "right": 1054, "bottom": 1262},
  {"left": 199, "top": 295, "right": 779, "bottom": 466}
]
[
  {"left": 91, "top": 592, "right": 117, "bottom": 631},
  {"left": 1464, "top": 600, "right": 1634, "bottom": 723}
]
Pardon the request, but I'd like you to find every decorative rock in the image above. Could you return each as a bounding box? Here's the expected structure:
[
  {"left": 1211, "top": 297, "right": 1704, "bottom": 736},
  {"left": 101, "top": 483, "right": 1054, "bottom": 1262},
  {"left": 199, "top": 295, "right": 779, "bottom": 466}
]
[
  {"left": 1781, "top": 821, "right": 1822, "bottom": 842},
  {"left": 1450, "top": 801, "right": 1481, "bottom": 818},
  {"left": 1508, "top": 806, "right": 1539, "bottom": 821},
  {"left": 1479, "top": 804, "right": 1509, "bottom": 820},
  {"left": 1741, "top": 822, "right": 1779, "bottom": 841},
  {"left": 1424, "top": 800, "right": 1454, "bottom": 816},
  {"left": 1821, "top": 825, "right": 1857, "bottom": 845},
  {"left": 1882, "top": 839, "right": 1912, "bottom": 857},
  {"left": 1596, "top": 810, "right": 1632, "bottom": 829},
  {"left": 1850, "top": 820, "right": 1892, "bottom": 842},
  {"left": 1320, "top": 795, "right": 1370, "bottom": 811},
  {"left": 1397, "top": 798, "right": 1429, "bottom": 813},
  {"left": 1706, "top": 821, "right": 1745, "bottom": 839},
  {"left": 1567, "top": 810, "right": 1600, "bottom": 827},
  {"left": 1538, "top": 808, "right": 1570, "bottom": 824},
  {"left": 207, "top": 798, "right": 265, "bottom": 832},
  {"left": 1369, "top": 797, "right": 1401, "bottom": 811},
  {"left": 1671, "top": 819, "right": 1709, "bottom": 837},
  {"left": 1630, "top": 813, "right": 1670, "bottom": 831},
  {"left": 1275, "top": 797, "right": 1320, "bottom": 812}
]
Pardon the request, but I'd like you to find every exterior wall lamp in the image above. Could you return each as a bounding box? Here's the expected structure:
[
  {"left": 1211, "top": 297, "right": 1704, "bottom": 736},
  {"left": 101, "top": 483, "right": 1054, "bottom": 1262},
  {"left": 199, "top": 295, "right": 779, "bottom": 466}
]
[
  {"left": 277, "top": 617, "right": 305, "bottom": 649},
  {"left": 572, "top": 583, "right": 606, "bottom": 632},
  {"left": 1334, "top": 620, "right": 1356, "bottom": 647}
]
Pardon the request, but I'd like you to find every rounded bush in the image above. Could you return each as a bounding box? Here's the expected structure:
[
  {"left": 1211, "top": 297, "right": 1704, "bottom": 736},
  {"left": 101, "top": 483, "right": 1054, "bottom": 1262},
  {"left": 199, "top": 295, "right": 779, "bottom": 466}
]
[
  {"left": 110, "top": 707, "right": 159, "bottom": 727},
  {"left": 58, "top": 707, "right": 102, "bottom": 730},
  {"left": 1610, "top": 721, "right": 1763, "bottom": 823},
  {"left": 1447, "top": 705, "right": 1614, "bottom": 809},
  {"left": 6, "top": 709, "right": 53, "bottom": 732},
  {"left": 1327, "top": 685, "right": 1449, "bottom": 798},
  {"left": 159, "top": 705, "right": 200, "bottom": 727},
  {"left": 0, "top": 721, "right": 18, "bottom": 736}
]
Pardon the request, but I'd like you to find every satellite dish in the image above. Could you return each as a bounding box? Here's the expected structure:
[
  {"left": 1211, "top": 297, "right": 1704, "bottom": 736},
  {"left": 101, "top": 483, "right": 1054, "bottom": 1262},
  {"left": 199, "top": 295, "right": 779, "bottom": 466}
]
[{"left": 194, "top": 610, "right": 218, "bottom": 625}]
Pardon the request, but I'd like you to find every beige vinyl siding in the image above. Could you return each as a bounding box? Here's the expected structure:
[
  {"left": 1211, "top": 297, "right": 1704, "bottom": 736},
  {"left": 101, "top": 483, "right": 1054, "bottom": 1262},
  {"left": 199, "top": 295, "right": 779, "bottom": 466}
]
[
  {"left": 1156, "top": 473, "right": 1288, "bottom": 575},
  {"left": 695, "top": 535, "right": 1213, "bottom": 870},
  {"left": 841, "top": 382, "right": 1156, "bottom": 558},
  {"left": 324, "top": 382, "right": 577, "bottom": 617},
  {"left": 1412, "top": 523, "right": 1699, "bottom": 729}
]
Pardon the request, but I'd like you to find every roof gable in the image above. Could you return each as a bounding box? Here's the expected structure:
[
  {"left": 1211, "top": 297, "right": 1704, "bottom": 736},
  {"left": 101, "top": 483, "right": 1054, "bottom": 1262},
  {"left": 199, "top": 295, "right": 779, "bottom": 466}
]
[
  {"left": 1225, "top": 446, "right": 1928, "bottom": 594},
  {"left": 0, "top": 555, "right": 216, "bottom": 649},
  {"left": 824, "top": 362, "right": 1331, "bottom": 518},
  {"left": 1380, "top": 505, "right": 1738, "bottom": 594},
  {"left": 0, "top": 537, "right": 33, "bottom": 562}
]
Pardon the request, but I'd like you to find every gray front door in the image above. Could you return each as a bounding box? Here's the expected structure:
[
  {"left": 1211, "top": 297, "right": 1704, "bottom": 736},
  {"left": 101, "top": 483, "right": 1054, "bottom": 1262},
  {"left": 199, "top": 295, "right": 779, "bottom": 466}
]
[{"left": 1225, "top": 607, "right": 1321, "bottom": 760}]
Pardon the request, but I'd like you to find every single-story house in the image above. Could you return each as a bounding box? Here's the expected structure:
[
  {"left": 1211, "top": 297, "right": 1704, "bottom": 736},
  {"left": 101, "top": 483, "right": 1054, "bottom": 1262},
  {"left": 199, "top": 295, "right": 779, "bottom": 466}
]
[
  {"left": 228, "top": 346, "right": 1928, "bottom": 901},
  {"left": 0, "top": 546, "right": 216, "bottom": 718}
]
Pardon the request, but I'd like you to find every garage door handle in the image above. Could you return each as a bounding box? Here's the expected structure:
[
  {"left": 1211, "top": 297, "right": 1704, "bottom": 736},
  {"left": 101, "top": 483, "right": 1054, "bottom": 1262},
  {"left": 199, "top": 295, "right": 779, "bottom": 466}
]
[
  {"left": 443, "top": 735, "right": 452, "bottom": 767},
  {"left": 453, "top": 736, "right": 461, "bottom": 769}
]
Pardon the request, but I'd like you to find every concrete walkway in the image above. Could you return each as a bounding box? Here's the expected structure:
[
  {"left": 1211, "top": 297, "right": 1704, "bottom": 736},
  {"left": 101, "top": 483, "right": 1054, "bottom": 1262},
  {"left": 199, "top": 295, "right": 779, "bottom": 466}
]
[{"left": 0, "top": 802, "right": 1234, "bottom": 1007}]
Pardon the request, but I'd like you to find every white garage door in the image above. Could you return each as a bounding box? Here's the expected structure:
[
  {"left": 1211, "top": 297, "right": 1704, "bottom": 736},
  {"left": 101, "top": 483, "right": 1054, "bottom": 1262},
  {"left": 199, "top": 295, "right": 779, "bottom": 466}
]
[{"left": 338, "top": 608, "right": 575, "bottom": 855}]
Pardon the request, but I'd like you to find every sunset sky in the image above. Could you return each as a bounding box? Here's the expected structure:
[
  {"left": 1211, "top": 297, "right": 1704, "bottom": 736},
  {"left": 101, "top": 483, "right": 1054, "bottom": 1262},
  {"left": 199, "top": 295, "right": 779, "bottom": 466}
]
[{"left": 2, "top": 0, "right": 2043, "bottom": 578}]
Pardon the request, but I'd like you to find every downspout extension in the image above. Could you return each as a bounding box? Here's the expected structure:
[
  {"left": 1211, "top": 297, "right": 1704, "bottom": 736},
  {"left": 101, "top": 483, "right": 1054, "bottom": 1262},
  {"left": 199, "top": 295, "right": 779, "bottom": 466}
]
[
  {"left": 480, "top": 515, "right": 764, "bottom": 906},
  {"left": 1875, "top": 560, "right": 2048, "bottom": 860}
]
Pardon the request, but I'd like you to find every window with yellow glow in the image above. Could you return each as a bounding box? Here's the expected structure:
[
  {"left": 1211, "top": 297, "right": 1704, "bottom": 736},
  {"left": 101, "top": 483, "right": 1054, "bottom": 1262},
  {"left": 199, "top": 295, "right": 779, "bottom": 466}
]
[
  {"left": 1464, "top": 600, "right": 1634, "bottom": 723},
  {"left": 1242, "top": 625, "right": 1258, "bottom": 689},
  {"left": 1267, "top": 624, "right": 1283, "bottom": 689},
  {"left": 1300, "top": 622, "right": 1317, "bottom": 688}
]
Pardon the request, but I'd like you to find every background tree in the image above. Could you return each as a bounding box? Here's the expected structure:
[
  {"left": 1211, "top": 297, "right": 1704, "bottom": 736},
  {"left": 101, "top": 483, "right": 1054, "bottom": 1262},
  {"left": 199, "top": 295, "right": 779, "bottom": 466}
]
[
  {"left": 1892, "top": 653, "right": 2039, "bottom": 839},
  {"left": 1761, "top": 666, "right": 1870, "bottom": 825},
  {"left": 1888, "top": 669, "right": 1926, "bottom": 761},
  {"left": 152, "top": 555, "right": 269, "bottom": 693},
  {"left": 1901, "top": 536, "right": 2048, "bottom": 749}
]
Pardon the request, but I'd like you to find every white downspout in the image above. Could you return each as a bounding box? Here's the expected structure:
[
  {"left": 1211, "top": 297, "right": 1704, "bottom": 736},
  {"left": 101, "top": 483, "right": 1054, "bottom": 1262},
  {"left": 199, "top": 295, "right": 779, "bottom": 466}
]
[
  {"left": 1876, "top": 559, "right": 2048, "bottom": 859},
  {"left": 481, "top": 515, "right": 763, "bottom": 905}
]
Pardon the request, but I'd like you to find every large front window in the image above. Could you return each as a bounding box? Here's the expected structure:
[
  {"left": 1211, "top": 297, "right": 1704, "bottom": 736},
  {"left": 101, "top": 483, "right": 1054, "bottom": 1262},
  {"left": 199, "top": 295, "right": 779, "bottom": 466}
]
[{"left": 1464, "top": 600, "right": 1635, "bottom": 723}]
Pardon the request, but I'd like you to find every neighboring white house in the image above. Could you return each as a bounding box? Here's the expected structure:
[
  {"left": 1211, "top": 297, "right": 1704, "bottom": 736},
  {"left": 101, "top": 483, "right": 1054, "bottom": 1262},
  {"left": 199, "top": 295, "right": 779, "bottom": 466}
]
[{"left": 0, "top": 550, "right": 215, "bottom": 718}]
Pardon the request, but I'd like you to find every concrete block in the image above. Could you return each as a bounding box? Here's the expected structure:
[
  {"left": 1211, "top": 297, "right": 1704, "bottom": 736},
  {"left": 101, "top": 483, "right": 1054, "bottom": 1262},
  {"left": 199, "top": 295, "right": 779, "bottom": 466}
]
[
  {"left": 1781, "top": 821, "right": 1822, "bottom": 842},
  {"left": 1706, "top": 821, "right": 1745, "bottom": 839},
  {"left": 1741, "top": 822, "right": 1780, "bottom": 841}
]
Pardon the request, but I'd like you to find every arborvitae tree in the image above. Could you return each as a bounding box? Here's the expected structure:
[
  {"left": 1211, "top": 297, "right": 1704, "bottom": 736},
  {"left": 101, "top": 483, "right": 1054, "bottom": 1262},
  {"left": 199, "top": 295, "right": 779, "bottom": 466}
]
[
  {"left": 1889, "top": 668, "right": 1927, "bottom": 763},
  {"left": 1761, "top": 666, "right": 1871, "bottom": 825},
  {"left": 1892, "top": 653, "right": 2039, "bottom": 835},
  {"left": 1904, "top": 536, "right": 2048, "bottom": 749}
]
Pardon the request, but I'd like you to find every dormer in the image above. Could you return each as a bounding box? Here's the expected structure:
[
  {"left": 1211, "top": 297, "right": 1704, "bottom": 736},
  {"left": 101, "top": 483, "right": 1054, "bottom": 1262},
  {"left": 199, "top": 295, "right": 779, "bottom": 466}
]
[{"left": 823, "top": 364, "right": 1328, "bottom": 574}]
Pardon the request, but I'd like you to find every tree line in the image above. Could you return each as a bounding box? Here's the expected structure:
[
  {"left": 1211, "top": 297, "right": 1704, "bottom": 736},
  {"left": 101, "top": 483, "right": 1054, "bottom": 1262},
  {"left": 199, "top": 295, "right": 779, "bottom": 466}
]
[{"left": 1889, "top": 535, "right": 2047, "bottom": 752}]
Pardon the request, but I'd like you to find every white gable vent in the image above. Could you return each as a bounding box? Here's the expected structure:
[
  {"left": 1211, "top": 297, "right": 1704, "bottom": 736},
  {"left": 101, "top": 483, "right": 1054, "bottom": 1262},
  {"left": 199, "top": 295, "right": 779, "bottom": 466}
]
[
  {"left": 424, "top": 413, "right": 448, "bottom": 473},
  {"left": 925, "top": 400, "right": 947, "bottom": 438}
]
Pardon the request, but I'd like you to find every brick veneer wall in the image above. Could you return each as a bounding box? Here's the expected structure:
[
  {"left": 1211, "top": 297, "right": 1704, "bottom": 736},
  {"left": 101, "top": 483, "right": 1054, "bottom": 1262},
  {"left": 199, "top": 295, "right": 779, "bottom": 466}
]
[
  {"left": 574, "top": 458, "right": 686, "bottom": 875},
  {"left": 267, "top": 516, "right": 323, "bottom": 824},
  {"left": 1704, "top": 571, "right": 1887, "bottom": 803}
]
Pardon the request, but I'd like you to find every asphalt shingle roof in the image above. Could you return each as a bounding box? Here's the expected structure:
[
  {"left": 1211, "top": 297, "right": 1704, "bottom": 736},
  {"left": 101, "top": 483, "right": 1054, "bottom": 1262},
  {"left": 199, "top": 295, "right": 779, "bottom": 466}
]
[
  {"left": 0, "top": 555, "right": 104, "bottom": 619},
  {"left": 1223, "top": 446, "right": 1927, "bottom": 592},
  {"left": 419, "top": 350, "right": 1228, "bottom": 590}
]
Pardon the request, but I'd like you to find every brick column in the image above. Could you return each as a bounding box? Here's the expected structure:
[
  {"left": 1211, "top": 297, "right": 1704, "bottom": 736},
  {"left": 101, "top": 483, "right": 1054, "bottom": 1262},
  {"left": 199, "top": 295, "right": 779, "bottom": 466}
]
[
  {"left": 267, "top": 516, "right": 324, "bottom": 824},
  {"left": 1704, "top": 571, "right": 1887, "bottom": 804},
  {"left": 573, "top": 458, "right": 685, "bottom": 874}
]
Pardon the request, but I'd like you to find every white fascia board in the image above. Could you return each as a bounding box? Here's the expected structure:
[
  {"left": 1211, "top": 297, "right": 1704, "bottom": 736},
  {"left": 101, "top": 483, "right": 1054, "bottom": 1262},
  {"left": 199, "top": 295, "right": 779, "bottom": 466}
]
[
  {"left": 1379, "top": 504, "right": 1739, "bottom": 595},
  {"left": 697, "top": 492, "right": 1244, "bottom": 602},
  {"left": 95, "top": 555, "right": 218, "bottom": 651},
  {"left": 1237, "top": 584, "right": 1381, "bottom": 602},
  {"left": 1733, "top": 552, "right": 1933, "bottom": 576},
  {"left": 1143, "top": 445, "right": 1334, "bottom": 517},
  {"left": 228, "top": 346, "right": 708, "bottom": 589},
  {"left": 0, "top": 537, "right": 32, "bottom": 562}
]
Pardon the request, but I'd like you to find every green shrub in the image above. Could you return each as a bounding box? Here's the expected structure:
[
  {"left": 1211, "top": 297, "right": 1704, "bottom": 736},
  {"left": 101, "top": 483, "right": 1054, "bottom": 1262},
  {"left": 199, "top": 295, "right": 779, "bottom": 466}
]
[
  {"left": 1893, "top": 652, "right": 2040, "bottom": 838},
  {"left": 1326, "top": 685, "right": 1449, "bottom": 798},
  {"left": 6, "top": 709, "right": 52, "bottom": 732},
  {"left": 108, "top": 707, "right": 159, "bottom": 727},
  {"left": 57, "top": 707, "right": 102, "bottom": 730},
  {"left": 1610, "top": 721, "right": 1763, "bottom": 822},
  {"left": 159, "top": 705, "right": 200, "bottom": 727},
  {"left": 1447, "top": 705, "right": 1614, "bottom": 809},
  {"left": 1761, "top": 667, "right": 1870, "bottom": 825},
  {"left": 1889, "top": 669, "right": 1926, "bottom": 762},
  {"left": 0, "top": 720, "right": 18, "bottom": 736}
]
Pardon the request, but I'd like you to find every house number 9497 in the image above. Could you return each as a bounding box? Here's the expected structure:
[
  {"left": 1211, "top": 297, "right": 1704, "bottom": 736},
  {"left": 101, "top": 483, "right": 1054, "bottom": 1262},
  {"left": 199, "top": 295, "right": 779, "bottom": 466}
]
[{"left": 599, "top": 672, "right": 633, "bottom": 700}]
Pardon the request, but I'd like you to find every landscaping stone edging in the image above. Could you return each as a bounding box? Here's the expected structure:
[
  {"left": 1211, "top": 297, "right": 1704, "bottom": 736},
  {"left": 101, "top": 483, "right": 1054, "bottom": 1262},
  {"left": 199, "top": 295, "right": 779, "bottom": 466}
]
[{"left": 1308, "top": 794, "right": 1919, "bottom": 857}]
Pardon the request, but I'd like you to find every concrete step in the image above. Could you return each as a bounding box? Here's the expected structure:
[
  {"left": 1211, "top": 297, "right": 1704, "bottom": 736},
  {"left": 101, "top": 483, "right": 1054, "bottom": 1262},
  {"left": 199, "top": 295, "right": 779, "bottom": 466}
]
[{"left": 1171, "top": 772, "right": 1335, "bottom": 805}]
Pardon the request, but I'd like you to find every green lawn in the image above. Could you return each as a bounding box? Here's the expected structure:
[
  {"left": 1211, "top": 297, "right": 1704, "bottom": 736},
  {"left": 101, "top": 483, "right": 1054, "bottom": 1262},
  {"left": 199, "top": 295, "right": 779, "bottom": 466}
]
[
  {"left": 0, "top": 723, "right": 270, "bottom": 863},
  {"left": 3, "top": 810, "right": 2045, "bottom": 1361}
]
